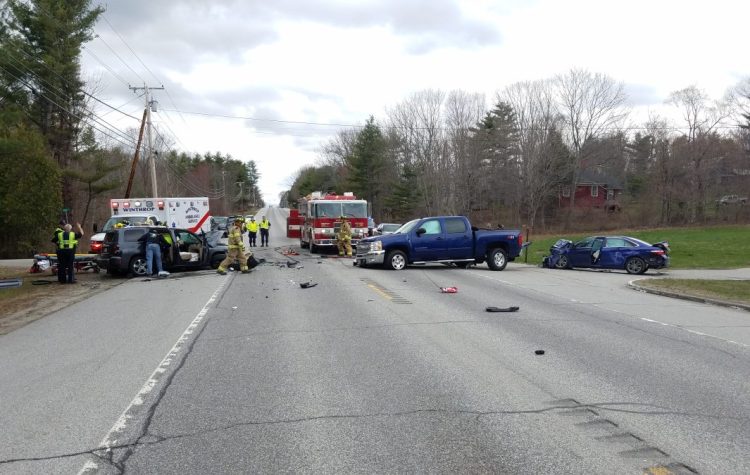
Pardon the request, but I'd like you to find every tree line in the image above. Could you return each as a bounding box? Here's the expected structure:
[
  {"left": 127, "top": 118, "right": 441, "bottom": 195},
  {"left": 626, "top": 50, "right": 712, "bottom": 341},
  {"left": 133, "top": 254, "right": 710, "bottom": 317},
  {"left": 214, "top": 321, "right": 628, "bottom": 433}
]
[
  {"left": 284, "top": 74, "right": 750, "bottom": 231},
  {"left": 0, "top": 1, "right": 262, "bottom": 257}
]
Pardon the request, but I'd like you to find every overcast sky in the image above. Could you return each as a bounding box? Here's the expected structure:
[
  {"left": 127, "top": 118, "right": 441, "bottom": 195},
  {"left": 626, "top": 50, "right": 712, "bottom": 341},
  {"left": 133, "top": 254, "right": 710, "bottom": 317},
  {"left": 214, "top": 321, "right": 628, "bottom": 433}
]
[{"left": 82, "top": 0, "right": 749, "bottom": 204}]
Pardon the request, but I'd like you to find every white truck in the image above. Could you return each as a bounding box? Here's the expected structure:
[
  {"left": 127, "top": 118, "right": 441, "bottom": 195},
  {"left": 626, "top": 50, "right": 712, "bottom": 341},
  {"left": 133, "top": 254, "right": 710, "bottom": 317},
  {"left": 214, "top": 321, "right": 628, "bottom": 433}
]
[{"left": 89, "top": 197, "right": 211, "bottom": 253}]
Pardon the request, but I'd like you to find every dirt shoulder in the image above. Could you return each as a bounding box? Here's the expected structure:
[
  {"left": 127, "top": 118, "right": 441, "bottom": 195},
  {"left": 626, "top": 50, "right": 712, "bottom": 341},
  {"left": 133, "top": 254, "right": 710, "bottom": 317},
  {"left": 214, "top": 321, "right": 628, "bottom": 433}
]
[{"left": 0, "top": 266, "right": 124, "bottom": 335}]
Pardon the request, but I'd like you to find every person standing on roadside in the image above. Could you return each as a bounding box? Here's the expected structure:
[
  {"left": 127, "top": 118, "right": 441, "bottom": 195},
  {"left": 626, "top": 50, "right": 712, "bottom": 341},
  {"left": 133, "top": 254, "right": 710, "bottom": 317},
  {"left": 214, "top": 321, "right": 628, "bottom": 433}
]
[
  {"left": 259, "top": 215, "right": 271, "bottom": 247},
  {"left": 246, "top": 216, "right": 258, "bottom": 247},
  {"left": 52, "top": 222, "right": 83, "bottom": 284}
]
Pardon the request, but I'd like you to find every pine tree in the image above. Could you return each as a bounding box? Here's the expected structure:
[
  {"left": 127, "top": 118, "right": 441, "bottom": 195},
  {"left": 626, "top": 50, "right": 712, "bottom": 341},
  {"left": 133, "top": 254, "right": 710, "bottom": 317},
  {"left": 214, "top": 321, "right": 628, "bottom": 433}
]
[
  {"left": 1, "top": 0, "right": 103, "bottom": 218},
  {"left": 347, "top": 116, "right": 387, "bottom": 208}
]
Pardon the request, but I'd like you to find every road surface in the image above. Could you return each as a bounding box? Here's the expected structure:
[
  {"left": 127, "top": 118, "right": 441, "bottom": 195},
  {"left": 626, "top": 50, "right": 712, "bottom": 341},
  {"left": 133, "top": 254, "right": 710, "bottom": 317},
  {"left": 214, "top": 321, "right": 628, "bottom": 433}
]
[{"left": 1, "top": 207, "right": 748, "bottom": 474}]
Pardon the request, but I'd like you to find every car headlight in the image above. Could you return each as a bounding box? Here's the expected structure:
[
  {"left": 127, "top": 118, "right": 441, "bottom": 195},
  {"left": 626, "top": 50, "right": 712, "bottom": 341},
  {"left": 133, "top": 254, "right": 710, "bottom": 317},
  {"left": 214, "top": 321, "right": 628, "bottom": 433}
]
[{"left": 370, "top": 241, "right": 382, "bottom": 252}]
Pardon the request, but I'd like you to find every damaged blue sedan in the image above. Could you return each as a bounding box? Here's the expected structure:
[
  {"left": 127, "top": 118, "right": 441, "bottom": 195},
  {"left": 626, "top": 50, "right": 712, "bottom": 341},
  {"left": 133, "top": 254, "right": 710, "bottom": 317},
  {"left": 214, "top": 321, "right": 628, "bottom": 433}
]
[{"left": 543, "top": 236, "right": 670, "bottom": 274}]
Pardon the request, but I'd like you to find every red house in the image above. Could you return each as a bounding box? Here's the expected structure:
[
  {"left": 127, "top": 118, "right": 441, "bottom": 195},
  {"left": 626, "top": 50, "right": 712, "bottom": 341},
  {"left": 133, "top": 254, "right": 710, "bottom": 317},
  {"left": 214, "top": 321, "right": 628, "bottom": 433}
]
[{"left": 559, "top": 169, "right": 623, "bottom": 209}]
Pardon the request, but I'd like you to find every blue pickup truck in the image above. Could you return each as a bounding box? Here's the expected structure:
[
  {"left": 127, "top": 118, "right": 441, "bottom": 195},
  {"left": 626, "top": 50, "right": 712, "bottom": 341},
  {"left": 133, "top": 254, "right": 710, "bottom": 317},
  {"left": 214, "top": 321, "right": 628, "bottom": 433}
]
[{"left": 354, "top": 216, "right": 524, "bottom": 271}]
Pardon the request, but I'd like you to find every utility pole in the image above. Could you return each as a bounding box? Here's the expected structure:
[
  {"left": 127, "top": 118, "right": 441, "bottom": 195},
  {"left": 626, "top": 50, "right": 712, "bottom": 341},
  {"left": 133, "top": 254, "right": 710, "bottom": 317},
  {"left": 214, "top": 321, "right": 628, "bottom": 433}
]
[
  {"left": 129, "top": 84, "right": 164, "bottom": 197},
  {"left": 237, "top": 181, "right": 244, "bottom": 211}
]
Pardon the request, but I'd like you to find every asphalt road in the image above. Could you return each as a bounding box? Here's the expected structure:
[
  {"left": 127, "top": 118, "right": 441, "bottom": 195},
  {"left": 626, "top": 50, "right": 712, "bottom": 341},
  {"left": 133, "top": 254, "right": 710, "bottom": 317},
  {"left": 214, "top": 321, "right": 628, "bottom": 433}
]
[{"left": 1, "top": 207, "right": 749, "bottom": 474}]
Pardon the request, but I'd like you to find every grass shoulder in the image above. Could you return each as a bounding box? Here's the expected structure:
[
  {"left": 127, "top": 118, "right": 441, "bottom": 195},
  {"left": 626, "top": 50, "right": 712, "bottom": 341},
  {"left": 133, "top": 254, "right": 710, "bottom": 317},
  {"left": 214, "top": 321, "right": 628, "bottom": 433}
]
[{"left": 635, "top": 279, "right": 750, "bottom": 306}]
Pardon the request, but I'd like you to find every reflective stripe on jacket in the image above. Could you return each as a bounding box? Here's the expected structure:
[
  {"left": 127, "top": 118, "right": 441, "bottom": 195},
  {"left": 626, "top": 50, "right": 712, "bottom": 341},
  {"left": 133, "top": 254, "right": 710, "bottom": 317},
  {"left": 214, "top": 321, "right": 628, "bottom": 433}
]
[
  {"left": 259, "top": 219, "right": 270, "bottom": 230},
  {"left": 56, "top": 231, "right": 78, "bottom": 249},
  {"left": 227, "top": 226, "right": 243, "bottom": 249}
]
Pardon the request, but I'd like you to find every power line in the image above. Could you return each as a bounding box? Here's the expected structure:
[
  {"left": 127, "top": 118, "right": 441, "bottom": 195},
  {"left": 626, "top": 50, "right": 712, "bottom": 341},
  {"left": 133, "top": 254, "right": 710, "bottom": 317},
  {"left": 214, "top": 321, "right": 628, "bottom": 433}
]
[
  {"left": 159, "top": 107, "right": 743, "bottom": 134},
  {"left": 83, "top": 47, "right": 131, "bottom": 87},
  {"left": 92, "top": 33, "right": 146, "bottom": 85},
  {"left": 0, "top": 63, "right": 137, "bottom": 148},
  {"left": 9, "top": 47, "right": 140, "bottom": 121},
  {"left": 101, "top": 15, "right": 162, "bottom": 86}
]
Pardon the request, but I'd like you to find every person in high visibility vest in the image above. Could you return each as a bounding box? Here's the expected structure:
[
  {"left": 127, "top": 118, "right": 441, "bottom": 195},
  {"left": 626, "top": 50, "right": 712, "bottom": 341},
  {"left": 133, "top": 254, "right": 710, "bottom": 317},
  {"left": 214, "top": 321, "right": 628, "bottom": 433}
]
[
  {"left": 217, "top": 217, "right": 251, "bottom": 275},
  {"left": 246, "top": 216, "right": 258, "bottom": 247},
  {"left": 51, "top": 222, "right": 84, "bottom": 284},
  {"left": 336, "top": 216, "right": 353, "bottom": 257},
  {"left": 259, "top": 215, "right": 271, "bottom": 247}
]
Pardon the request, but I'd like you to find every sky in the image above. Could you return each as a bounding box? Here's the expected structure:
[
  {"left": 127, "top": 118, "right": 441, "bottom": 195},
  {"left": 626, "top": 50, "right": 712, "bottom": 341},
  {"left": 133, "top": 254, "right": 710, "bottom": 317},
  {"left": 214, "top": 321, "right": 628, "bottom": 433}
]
[{"left": 81, "top": 0, "right": 750, "bottom": 205}]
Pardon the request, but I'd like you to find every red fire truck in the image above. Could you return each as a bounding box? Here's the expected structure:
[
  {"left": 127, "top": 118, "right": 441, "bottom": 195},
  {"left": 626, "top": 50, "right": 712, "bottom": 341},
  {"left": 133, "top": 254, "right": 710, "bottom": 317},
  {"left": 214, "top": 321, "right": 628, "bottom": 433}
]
[{"left": 299, "top": 192, "right": 369, "bottom": 252}]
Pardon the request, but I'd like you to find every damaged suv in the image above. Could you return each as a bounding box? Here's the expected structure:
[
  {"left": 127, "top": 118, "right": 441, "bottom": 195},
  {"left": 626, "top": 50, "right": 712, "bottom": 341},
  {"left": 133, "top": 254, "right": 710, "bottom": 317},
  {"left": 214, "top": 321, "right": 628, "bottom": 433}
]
[{"left": 96, "top": 226, "right": 228, "bottom": 276}]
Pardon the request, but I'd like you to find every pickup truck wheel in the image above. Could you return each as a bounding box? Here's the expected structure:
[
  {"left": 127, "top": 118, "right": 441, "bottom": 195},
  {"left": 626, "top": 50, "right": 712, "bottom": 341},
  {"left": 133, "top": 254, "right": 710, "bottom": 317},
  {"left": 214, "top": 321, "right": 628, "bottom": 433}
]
[
  {"left": 385, "top": 250, "right": 407, "bottom": 270},
  {"left": 129, "top": 256, "right": 149, "bottom": 276},
  {"left": 487, "top": 248, "right": 508, "bottom": 271}
]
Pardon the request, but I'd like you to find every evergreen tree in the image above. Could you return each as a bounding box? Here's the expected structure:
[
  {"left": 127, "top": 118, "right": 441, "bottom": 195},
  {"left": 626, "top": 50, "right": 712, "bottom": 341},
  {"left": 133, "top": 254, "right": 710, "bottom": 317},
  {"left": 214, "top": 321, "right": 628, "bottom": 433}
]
[
  {"left": 0, "top": 114, "right": 62, "bottom": 257},
  {"left": 384, "top": 163, "right": 421, "bottom": 221},
  {"left": 65, "top": 127, "right": 121, "bottom": 225},
  {"left": 347, "top": 116, "right": 387, "bottom": 211},
  {"left": 1, "top": 0, "right": 103, "bottom": 218}
]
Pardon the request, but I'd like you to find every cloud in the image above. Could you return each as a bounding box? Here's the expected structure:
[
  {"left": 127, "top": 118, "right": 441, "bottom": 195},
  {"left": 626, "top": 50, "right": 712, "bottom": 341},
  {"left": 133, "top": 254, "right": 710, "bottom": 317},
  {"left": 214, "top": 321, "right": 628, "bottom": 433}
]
[{"left": 624, "top": 83, "right": 662, "bottom": 107}]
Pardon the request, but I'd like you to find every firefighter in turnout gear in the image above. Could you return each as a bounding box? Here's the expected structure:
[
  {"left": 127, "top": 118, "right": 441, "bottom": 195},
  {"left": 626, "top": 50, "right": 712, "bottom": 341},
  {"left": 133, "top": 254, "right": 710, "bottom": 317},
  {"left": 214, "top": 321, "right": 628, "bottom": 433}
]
[
  {"left": 337, "top": 215, "right": 353, "bottom": 257},
  {"left": 217, "top": 217, "right": 250, "bottom": 275}
]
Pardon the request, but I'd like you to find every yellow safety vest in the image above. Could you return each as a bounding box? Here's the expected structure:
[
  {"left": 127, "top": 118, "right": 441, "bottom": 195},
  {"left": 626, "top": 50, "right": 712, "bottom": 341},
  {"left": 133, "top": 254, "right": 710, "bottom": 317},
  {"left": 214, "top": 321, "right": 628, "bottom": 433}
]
[
  {"left": 246, "top": 221, "right": 258, "bottom": 232},
  {"left": 259, "top": 219, "right": 270, "bottom": 230},
  {"left": 56, "top": 231, "right": 78, "bottom": 249}
]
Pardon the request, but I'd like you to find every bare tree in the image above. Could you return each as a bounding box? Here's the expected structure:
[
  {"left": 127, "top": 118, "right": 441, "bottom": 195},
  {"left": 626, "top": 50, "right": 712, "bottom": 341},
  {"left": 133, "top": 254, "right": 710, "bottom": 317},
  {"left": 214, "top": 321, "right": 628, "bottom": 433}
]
[
  {"left": 444, "top": 90, "right": 486, "bottom": 215},
  {"left": 666, "top": 85, "right": 731, "bottom": 221},
  {"left": 385, "top": 89, "right": 450, "bottom": 215},
  {"left": 554, "top": 69, "right": 629, "bottom": 225},
  {"left": 502, "top": 80, "right": 570, "bottom": 229}
]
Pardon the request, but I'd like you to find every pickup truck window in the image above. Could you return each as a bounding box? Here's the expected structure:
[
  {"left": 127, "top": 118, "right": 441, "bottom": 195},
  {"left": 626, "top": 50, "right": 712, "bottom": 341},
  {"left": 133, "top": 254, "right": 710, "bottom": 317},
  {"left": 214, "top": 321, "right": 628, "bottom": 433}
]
[
  {"left": 399, "top": 219, "right": 420, "bottom": 233},
  {"left": 421, "top": 219, "right": 442, "bottom": 235},
  {"left": 445, "top": 218, "right": 467, "bottom": 234}
]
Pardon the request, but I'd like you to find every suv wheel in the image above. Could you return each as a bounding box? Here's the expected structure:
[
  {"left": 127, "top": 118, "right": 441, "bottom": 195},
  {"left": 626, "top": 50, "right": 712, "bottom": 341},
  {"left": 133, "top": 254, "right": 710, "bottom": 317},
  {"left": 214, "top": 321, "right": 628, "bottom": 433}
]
[{"left": 130, "top": 256, "right": 149, "bottom": 276}]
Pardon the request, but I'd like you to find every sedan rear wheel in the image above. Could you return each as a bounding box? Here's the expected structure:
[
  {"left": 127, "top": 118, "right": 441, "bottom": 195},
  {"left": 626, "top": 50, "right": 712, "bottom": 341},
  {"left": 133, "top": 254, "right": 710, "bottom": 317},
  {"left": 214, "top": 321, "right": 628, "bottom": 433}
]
[{"left": 625, "top": 256, "right": 647, "bottom": 274}]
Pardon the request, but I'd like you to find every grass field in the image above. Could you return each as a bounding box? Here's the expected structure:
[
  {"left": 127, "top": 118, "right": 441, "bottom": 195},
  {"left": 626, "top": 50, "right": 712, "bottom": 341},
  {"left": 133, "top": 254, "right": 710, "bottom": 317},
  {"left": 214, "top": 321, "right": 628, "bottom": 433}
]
[
  {"left": 524, "top": 225, "right": 750, "bottom": 269},
  {"left": 636, "top": 279, "right": 750, "bottom": 305}
]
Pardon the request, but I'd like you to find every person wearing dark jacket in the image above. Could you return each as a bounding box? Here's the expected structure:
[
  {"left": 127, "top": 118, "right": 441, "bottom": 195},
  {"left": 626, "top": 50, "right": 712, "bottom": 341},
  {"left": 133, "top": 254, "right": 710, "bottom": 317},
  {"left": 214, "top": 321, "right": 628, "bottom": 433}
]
[
  {"left": 52, "top": 223, "right": 83, "bottom": 284},
  {"left": 138, "top": 228, "right": 170, "bottom": 277}
]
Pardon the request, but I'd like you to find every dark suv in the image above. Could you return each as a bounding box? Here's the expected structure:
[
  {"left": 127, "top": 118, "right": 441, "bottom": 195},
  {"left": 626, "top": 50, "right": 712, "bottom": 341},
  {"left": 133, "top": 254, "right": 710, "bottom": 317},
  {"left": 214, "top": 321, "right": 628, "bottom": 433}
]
[{"left": 96, "top": 226, "right": 228, "bottom": 276}]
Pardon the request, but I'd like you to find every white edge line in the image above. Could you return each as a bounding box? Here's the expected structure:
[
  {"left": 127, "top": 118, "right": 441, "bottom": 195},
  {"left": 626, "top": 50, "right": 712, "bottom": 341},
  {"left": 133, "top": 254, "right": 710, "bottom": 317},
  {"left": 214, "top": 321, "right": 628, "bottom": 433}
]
[
  {"left": 641, "top": 317, "right": 749, "bottom": 348},
  {"left": 77, "top": 277, "right": 230, "bottom": 474}
]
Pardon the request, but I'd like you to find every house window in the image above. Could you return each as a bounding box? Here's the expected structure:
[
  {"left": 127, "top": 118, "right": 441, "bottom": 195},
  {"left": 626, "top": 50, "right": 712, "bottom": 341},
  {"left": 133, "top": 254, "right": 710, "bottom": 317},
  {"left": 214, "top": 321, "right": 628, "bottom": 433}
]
[
  {"left": 590, "top": 185, "right": 598, "bottom": 198},
  {"left": 561, "top": 187, "right": 570, "bottom": 198}
]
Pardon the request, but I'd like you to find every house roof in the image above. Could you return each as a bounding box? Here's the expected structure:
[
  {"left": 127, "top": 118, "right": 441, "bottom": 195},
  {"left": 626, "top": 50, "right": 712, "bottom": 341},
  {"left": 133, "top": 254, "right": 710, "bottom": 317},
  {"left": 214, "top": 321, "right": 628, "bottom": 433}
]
[{"left": 577, "top": 168, "right": 623, "bottom": 189}]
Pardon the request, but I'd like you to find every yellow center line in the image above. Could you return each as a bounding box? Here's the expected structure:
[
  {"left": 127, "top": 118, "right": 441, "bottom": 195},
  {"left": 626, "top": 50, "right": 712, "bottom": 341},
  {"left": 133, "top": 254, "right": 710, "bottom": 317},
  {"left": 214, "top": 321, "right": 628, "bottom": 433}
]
[
  {"left": 644, "top": 467, "right": 674, "bottom": 475},
  {"left": 367, "top": 283, "right": 392, "bottom": 301}
]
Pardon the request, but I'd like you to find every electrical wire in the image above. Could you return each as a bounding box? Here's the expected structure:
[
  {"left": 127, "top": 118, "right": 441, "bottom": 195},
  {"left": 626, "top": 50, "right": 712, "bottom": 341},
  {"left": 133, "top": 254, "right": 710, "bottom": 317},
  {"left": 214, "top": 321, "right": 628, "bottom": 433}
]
[
  {"left": 92, "top": 33, "right": 146, "bottom": 85},
  {"left": 0, "top": 64, "right": 137, "bottom": 149},
  {"left": 9, "top": 48, "right": 141, "bottom": 121}
]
